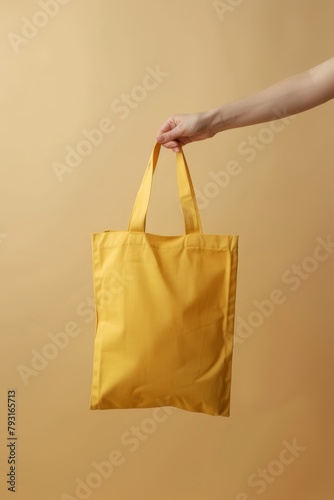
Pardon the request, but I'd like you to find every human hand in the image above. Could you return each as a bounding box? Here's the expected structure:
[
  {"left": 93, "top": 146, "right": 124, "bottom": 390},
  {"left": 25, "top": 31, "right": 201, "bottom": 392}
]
[{"left": 156, "top": 111, "right": 218, "bottom": 152}]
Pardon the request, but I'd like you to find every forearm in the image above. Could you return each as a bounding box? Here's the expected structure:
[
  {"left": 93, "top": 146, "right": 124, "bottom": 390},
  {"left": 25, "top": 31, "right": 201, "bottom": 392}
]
[{"left": 209, "top": 58, "right": 334, "bottom": 133}]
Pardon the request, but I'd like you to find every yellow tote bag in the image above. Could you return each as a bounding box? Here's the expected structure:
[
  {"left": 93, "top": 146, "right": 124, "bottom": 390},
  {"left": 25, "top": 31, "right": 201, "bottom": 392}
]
[{"left": 89, "top": 142, "right": 239, "bottom": 417}]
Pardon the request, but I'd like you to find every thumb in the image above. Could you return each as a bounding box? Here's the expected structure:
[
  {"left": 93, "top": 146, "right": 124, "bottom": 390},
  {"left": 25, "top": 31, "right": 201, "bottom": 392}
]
[{"left": 156, "top": 124, "right": 183, "bottom": 144}]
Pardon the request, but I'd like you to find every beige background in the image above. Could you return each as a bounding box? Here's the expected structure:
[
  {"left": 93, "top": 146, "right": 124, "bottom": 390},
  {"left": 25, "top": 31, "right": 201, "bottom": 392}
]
[{"left": 1, "top": 0, "right": 333, "bottom": 499}]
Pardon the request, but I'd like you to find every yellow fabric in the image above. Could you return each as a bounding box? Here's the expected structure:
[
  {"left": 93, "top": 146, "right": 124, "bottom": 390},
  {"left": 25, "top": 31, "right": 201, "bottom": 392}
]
[{"left": 89, "top": 143, "right": 239, "bottom": 417}]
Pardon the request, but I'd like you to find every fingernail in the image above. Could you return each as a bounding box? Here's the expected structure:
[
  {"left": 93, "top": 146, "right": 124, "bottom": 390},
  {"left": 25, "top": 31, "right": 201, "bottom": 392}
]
[{"left": 156, "top": 135, "right": 164, "bottom": 143}]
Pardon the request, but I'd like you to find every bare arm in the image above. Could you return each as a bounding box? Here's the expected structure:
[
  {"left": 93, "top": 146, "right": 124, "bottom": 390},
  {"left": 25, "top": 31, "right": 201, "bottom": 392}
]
[
  {"left": 157, "top": 57, "right": 334, "bottom": 152},
  {"left": 212, "top": 56, "right": 334, "bottom": 131}
]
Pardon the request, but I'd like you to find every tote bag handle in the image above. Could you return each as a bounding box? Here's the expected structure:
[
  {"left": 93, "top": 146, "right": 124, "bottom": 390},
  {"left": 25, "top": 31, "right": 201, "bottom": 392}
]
[{"left": 128, "top": 142, "right": 203, "bottom": 235}]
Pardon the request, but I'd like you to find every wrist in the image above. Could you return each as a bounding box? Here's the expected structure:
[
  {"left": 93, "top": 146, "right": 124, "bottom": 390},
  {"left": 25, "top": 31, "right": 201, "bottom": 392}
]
[{"left": 204, "top": 106, "right": 230, "bottom": 136}]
